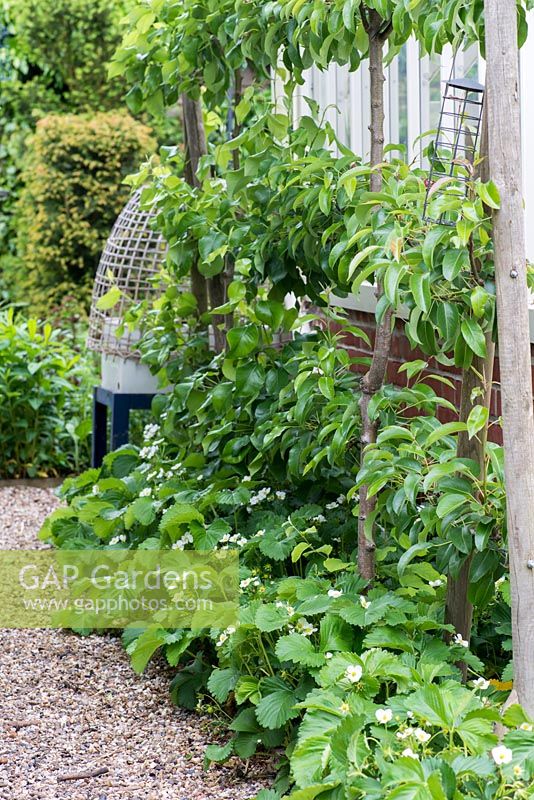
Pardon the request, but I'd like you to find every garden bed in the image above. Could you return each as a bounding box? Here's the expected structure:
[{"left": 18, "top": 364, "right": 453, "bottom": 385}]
[{"left": 0, "top": 487, "right": 270, "bottom": 800}]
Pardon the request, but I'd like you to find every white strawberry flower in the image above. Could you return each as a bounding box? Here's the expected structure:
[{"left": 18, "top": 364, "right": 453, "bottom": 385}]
[
  {"left": 472, "top": 677, "right": 490, "bottom": 690},
  {"left": 359, "top": 595, "right": 370, "bottom": 609},
  {"left": 414, "top": 728, "right": 431, "bottom": 744},
  {"left": 324, "top": 651, "right": 333, "bottom": 660},
  {"left": 249, "top": 487, "right": 271, "bottom": 506},
  {"left": 491, "top": 745, "right": 513, "bottom": 766},
  {"left": 401, "top": 748, "right": 419, "bottom": 760},
  {"left": 520, "top": 722, "right": 533, "bottom": 731},
  {"left": 452, "top": 633, "right": 469, "bottom": 647},
  {"left": 297, "top": 618, "right": 317, "bottom": 637},
  {"left": 396, "top": 727, "right": 413, "bottom": 740},
  {"left": 339, "top": 702, "right": 350, "bottom": 715},
  {"left": 429, "top": 579, "right": 442, "bottom": 588},
  {"left": 375, "top": 708, "right": 393, "bottom": 724},
  {"left": 345, "top": 664, "right": 363, "bottom": 683},
  {"left": 328, "top": 589, "right": 343, "bottom": 598}
]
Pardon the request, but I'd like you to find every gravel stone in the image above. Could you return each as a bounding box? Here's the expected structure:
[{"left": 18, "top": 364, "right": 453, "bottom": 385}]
[{"left": 0, "top": 487, "right": 271, "bottom": 800}]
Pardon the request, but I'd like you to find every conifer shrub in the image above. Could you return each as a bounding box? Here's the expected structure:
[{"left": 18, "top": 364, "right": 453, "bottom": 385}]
[{"left": 13, "top": 111, "right": 155, "bottom": 314}]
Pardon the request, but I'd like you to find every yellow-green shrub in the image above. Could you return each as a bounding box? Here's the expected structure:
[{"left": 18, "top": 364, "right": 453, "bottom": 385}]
[
  {"left": 14, "top": 111, "right": 156, "bottom": 315},
  {"left": 0, "top": 0, "right": 130, "bottom": 273}
]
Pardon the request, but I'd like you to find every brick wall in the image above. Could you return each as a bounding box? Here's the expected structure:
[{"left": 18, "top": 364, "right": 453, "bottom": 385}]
[{"left": 337, "top": 309, "right": 518, "bottom": 444}]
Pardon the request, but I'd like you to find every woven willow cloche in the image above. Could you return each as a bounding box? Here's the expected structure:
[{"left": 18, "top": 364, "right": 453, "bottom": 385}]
[{"left": 87, "top": 190, "right": 167, "bottom": 359}]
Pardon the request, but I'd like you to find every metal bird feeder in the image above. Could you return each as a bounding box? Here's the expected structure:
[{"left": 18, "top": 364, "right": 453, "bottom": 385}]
[{"left": 423, "top": 72, "right": 485, "bottom": 226}]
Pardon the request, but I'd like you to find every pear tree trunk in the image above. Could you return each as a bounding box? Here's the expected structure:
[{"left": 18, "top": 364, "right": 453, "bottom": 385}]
[{"left": 357, "top": 9, "right": 394, "bottom": 582}]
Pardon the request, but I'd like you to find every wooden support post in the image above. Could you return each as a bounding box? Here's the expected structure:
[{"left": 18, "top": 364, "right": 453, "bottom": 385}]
[{"left": 485, "top": 0, "right": 534, "bottom": 715}]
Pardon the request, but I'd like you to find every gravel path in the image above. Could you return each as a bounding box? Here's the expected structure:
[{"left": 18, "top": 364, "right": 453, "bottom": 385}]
[{"left": 0, "top": 487, "right": 269, "bottom": 800}]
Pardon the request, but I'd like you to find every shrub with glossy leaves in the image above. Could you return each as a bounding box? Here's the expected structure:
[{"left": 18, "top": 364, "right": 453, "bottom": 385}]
[{"left": 0, "top": 311, "right": 96, "bottom": 478}]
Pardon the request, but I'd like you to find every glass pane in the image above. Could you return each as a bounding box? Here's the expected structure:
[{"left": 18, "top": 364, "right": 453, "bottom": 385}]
[
  {"left": 398, "top": 46, "right": 408, "bottom": 147},
  {"left": 427, "top": 55, "right": 442, "bottom": 132},
  {"left": 461, "top": 45, "right": 479, "bottom": 81}
]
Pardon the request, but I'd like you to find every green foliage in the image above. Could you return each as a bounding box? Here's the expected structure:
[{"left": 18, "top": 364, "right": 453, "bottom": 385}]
[
  {"left": 278, "top": 0, "right": 531, "bottom": 64},
  {"left": 125, "top": 100, "right": 497, "bottom": 371},
  {"left": 112, "top": 0, "right": 274, "bottom": 109},
  {"left": 36, "top": 1, "right": 534, "bottom": 798},
  {"left": 0, "top": 0, "right": 130, "bottom": 276},
  {"left": 285, "top": 677, "right": 534, "bottom": 799},
  {"left": 43, "top": 392, "right": 528, "bottom": 794},
  {"left": 45, "top": 324, "right": 364, "bottom": 528},
  {"left": 12, "top": 111, "right": 155, "bottom": 314},
  {"left": 0, "top": 311, "right": 95, "bottom": 478},
  {"left": 5, "top": 0, "right": 128, "bottom": 110},
  {"left": 41, "top": 323, "right": 521, "bottom": 793},
  {"left": 354, "top": 399, "right": 506, "bottom": 600},
  {"left": 112, "top": 0, "right": 531, "bottom": 117}
]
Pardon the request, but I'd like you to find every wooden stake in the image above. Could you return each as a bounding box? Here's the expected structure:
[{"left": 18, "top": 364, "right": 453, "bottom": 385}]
[
  {"left": 182, "top": 94, "right": 209, "bottom": 317},
  {"left": 485, "top": 0, "right": 534, "bottom": 715},
  {"left": 182, "top": 93, "right": 228, "bottom": 352}
]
